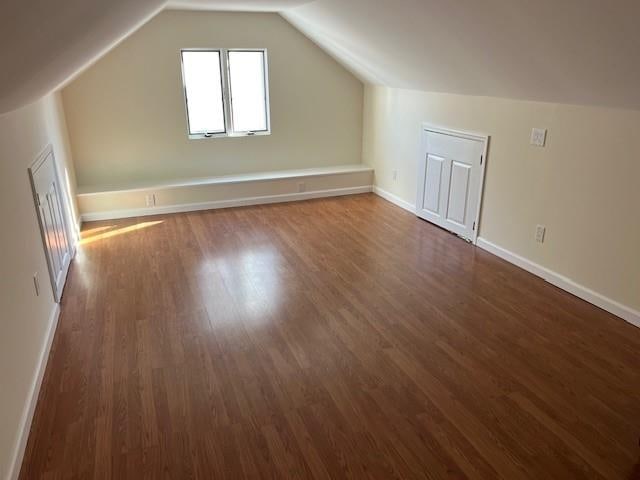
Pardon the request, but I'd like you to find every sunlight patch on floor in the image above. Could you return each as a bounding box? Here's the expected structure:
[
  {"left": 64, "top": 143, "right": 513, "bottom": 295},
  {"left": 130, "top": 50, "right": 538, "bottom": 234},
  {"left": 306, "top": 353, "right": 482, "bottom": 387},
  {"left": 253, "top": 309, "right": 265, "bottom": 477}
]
[{"left": 80, "top": 221, "right": 163, "bottom": 245}]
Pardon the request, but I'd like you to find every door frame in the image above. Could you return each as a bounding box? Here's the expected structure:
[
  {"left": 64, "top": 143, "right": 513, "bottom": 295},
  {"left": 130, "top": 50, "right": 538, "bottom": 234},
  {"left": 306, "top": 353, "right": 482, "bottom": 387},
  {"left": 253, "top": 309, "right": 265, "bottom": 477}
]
[
  {"left": 418, "top": 123, "right": 490, "bottom": 245},
  {"left": 28, "top": 144, "right": 76, "bottom": 302}
]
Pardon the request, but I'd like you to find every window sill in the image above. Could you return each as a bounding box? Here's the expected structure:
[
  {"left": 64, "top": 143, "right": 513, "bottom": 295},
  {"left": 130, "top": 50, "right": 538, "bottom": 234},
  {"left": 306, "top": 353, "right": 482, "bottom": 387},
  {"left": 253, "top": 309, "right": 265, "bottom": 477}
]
[{"left": 188, "top": 130, "right": 271, "bottom": 140}]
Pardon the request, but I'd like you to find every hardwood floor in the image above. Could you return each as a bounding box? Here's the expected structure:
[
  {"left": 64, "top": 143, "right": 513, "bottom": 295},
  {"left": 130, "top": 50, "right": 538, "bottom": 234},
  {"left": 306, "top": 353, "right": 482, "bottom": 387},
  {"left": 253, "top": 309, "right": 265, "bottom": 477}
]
[{"left": 20, "top": 194, "right": 640, "bottom": 479}]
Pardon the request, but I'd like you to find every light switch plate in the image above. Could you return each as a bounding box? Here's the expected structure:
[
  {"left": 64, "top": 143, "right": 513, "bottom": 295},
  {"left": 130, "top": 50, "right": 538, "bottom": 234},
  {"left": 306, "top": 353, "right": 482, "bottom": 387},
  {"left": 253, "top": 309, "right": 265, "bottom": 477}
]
[{"left": 530, "top": 128, "right": 547, "bottom": 147}]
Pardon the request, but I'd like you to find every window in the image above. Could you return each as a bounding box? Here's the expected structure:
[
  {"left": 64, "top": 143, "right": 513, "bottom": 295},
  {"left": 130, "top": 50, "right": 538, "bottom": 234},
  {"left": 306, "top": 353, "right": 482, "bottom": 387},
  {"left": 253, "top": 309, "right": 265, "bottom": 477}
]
[
  {"left": 181, "top": 51, "right": 226, "bottom": 135},
  {"left": 180, "top": 49, "right": 270, "bottom": 139}
]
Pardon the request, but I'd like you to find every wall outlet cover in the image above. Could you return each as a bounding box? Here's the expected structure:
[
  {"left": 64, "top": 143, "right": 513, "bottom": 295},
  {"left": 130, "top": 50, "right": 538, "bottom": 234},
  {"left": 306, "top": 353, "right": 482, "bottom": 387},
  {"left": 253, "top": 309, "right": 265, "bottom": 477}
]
[
  {"left": 530, "top": 128, "right": 547, "bottom": 147},
  {"left": 535, "top": 224, "right": 546, "bottom": 243}
]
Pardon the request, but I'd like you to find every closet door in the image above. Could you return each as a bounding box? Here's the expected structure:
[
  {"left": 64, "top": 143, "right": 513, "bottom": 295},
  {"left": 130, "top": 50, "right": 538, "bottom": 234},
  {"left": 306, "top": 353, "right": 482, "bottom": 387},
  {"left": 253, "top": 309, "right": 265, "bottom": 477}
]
[
  {"left": 29, "top": 147, "right": 73, "bottom": 301},
  {"left": 416, "top": 128, "right": 487, "bottom": 242}
]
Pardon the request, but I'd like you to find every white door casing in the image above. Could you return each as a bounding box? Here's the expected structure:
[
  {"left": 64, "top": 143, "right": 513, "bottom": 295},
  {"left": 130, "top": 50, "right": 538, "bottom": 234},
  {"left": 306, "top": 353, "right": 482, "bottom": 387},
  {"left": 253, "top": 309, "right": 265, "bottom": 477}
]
[
  {"left": 416, "top": 125, "right": 488, "bottom": 243},
  {"left": 29, "top": 145, "right": 74, "bottom": 302}
]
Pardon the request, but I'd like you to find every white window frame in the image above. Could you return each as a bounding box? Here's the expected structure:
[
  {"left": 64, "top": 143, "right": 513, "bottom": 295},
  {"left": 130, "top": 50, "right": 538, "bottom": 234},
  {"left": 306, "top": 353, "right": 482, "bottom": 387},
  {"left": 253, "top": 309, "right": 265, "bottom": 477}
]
[{"left": 180, "top": 48, "right": 271, "bottom": 140}]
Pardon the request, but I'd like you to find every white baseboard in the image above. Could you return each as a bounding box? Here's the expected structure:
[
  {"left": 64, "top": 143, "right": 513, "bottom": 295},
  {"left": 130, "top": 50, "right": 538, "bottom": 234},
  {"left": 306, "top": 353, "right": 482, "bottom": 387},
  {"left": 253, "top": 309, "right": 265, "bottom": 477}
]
[
  {"left": 371, "top": 186, "right": 639, "bottom": 329},
  {"left": 8, "top": 303, "right": 60, "bottom": 480},
  {"left": 81, "top": 185, "right": 373, "bottom": 222},
  {"left": 372, "top": 186, "right": 416, "bottom": 213},
  {"left": 476, "top": 237, "right": 640, "bottom": 329},
  {"left": 370, "top": 187, "right": 639, "bottom": 329}
]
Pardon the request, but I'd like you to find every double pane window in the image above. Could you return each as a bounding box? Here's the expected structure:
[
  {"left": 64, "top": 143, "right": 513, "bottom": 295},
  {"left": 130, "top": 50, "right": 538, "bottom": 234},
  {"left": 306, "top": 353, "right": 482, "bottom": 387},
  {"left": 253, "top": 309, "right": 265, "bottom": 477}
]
[{"left": 181, "top": 49, "right": 270, "bottom": 138}]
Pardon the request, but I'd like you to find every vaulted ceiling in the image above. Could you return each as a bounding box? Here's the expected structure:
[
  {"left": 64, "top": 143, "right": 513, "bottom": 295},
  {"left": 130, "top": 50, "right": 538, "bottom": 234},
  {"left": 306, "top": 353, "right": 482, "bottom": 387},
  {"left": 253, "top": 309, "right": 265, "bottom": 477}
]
[
  {"left": 283, "top": 0, "right": 640, "bottom": 109},
  {"left": 1, "top": 0, "right": 164, "bottom": 114},
  {"left": 2, "top": 0, "right": 640, "bottom": 114},
  {"left": 168, "top": 0, "right": 314, "bottom": 11},
  {"left": 0, "top": 0, "right": 311, "bottom": 113}
]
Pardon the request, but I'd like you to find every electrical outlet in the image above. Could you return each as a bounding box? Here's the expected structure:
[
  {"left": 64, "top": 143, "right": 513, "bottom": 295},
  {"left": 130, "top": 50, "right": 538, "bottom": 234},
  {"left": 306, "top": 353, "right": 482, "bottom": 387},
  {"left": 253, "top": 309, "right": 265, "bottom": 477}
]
[
  {"left": 530, "top": 128, "right": 547, "bottom": 147},
  {"left": 33, "top": 273, "right": 40, "bottom": 296},
  {"left": 145, "top": 194, "right": 156, "bottom": 207},
  {"left": 535, "top": 225, "right": 546, "bottom": 243},
  {"left": 298, "top": 182, "right": 306, "bottom": 193},
  {"left": 392, "top": 169, "right": 398, "bottom": 181}
]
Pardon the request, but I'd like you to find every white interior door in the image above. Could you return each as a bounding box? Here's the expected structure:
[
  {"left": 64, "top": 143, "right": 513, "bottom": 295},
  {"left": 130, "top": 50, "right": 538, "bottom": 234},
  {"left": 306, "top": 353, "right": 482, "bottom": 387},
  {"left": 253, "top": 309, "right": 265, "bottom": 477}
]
[
  {"left": 416, "top": 127, "right": 487, "bottom": 242},
  {"left": 29, "top": 147, "right": 73, "bottom": 302}
]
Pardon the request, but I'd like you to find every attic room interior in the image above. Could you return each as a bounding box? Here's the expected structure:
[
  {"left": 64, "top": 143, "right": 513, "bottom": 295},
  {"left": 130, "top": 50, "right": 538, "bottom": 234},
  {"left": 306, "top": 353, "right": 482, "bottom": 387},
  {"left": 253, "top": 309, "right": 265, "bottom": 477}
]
[{"left": 1, "top": 0, "right": 639, "bottom": 478}]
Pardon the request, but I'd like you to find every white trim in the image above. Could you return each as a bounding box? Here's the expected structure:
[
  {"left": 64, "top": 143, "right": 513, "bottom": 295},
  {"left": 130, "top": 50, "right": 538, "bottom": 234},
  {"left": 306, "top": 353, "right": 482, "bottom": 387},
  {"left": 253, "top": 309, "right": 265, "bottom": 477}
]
[
  {"left": 77, "top": 165, "right": 373, "bottom": 196},
  {"left": 368, "top": 190, "right": 640, "bottom": 329},
  {"left": 372, "top": 186, "right": 415, "bottom": 213},
  {"left": 8, "top": 303, "right": 61, "bottom": 480},
  {"left": 28, "top": 145, "right": 74, "bottom": 303},
  {"left": 81, "top": 185, "right": 372, "bottom": 222},
  {"left": 421, "top": 123, "right": 490, "bottom": 142},
  {"left": 476, "top": 237, "right": 640, "bottom": 329},
  {"left": 420, "top": 124, "right": 490, "bottom": 245},
  {"left": 180, "top": 48, "right": 271, "bottom": 140}
]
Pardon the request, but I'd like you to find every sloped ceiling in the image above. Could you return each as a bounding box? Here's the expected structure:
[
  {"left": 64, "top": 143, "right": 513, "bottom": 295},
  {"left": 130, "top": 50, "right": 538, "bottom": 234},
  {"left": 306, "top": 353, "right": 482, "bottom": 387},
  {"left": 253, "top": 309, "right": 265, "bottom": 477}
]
[
  {"left": 283, "top": 0, "right": 640, "bottom": 109},
  {"left": 0, "top": 0, "right": 311, "bottom": 114},
  {"left": 2, "top": 0, "right": 640, "bottom": 114},
  {"left": 167, "top": 0, "right": 314, "bottom": 11},
  {"left": 0, "top": 0, "right": 166, "bottom": 114}
]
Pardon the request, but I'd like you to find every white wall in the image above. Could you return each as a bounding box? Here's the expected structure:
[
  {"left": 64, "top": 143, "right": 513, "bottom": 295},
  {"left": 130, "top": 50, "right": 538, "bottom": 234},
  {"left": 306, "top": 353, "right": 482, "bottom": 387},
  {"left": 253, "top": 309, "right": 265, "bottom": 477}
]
[
  {"left": 0, "top": 92, "right": 78, "bottom": 480},
  {"left": 62, "top": 10, "right": 363, "bottom": 190},
  {"left": 363, "top": 85, "right": 640, "bottom": 313}
]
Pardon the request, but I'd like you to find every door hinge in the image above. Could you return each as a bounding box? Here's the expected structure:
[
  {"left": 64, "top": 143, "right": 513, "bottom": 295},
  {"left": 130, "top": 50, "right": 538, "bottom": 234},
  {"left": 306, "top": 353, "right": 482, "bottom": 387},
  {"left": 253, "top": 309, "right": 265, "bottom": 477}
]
[
  {"left": 473, "top": 221, "right": 476, "bottom": 231},
  {"left": 480, "top": 155, "right": 483, "bottom": 165}
]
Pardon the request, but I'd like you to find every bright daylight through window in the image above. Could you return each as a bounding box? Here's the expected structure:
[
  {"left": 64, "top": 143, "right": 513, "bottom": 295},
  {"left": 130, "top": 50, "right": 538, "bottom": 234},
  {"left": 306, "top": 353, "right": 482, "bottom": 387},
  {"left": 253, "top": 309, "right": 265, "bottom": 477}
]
[{"left": 181, "top": 49, "right": 270, "bottom": 138}]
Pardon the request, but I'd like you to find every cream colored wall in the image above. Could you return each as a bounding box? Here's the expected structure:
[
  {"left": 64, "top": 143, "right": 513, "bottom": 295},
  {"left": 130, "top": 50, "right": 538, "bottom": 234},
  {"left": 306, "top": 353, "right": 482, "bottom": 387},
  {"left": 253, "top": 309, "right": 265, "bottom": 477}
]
[
  {"left": 62, "top": 10, "right": 363, "bottom": 191},
  {"left": 363, "top": 85, "right": 640, "bottom": 312},
  {"left": 43, "top": 92, "right": 81, "bottom": 232},
  {"left": 0, "top": 92, "right": 78, "bottom": 479}
]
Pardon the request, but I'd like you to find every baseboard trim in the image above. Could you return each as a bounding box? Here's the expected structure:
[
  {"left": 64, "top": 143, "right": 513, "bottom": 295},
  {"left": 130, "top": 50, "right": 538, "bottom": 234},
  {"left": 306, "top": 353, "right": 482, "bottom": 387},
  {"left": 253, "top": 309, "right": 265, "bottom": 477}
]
[
  {"left": 369, "top": 188, "right": 640, "bottom": 328},
  {"left": 81, "top": 185, "right": 373, "bottom": 222},
  {"left": 476, "top": 237, "right": 640, "bottom": 329},
  {"left": 8, "top": 303, "right": 60, "bottom": 480},
  {"left": 372, "top": 186, "right": 416, "bottom": 213}
]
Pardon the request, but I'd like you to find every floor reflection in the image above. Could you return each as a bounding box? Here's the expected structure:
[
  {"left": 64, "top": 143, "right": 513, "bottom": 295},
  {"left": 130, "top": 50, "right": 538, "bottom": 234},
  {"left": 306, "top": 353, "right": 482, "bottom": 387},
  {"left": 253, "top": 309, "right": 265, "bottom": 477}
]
[{"left": 200, "top": 245, "right": 283, "bottom": 327}]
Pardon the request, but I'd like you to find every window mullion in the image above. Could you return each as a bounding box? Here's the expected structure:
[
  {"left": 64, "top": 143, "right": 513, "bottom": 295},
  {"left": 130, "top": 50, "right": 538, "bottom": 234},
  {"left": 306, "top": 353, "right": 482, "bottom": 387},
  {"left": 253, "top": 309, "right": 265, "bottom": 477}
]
[
  {"left": 262, "top": 50, "right": 271, "bottom": 133},
  {"left": 220, "top": 49, "right": 234, "bottom": 135}
]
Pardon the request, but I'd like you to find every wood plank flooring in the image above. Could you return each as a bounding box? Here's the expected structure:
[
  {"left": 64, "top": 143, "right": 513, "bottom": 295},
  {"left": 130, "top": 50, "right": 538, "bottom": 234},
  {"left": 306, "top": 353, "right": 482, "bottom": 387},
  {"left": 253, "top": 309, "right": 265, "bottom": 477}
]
[{"left": 20, "top": 194, "right": 640, "bottom": 479}]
